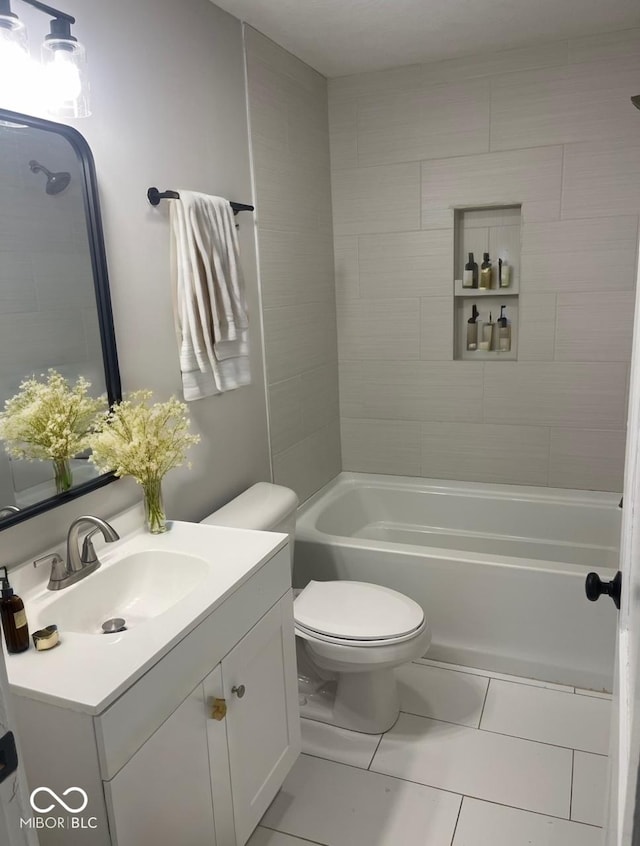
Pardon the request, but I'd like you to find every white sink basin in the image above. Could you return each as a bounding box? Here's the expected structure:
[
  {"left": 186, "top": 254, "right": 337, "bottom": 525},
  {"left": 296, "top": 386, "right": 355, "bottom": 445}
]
[
  {"left": 6, "top": 516, "right": 287, "bottom": 714},
  {"left": 42, "top": 550, "right": 210, "bottom": 635}
]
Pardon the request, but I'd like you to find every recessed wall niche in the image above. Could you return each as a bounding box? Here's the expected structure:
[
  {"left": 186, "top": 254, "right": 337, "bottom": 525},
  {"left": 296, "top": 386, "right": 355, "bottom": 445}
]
[{"left": 453, "top": 205, "right": 521, "bottom": 361}]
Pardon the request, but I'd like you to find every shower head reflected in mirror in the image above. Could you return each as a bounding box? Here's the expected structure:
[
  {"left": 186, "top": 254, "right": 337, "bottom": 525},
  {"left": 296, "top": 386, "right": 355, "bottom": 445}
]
[
  {"left": 632, "top": 95, "right": 640, "bottom": 111},
  {"left": 28, "top": 160, "right": 71, "bottom": 196}
]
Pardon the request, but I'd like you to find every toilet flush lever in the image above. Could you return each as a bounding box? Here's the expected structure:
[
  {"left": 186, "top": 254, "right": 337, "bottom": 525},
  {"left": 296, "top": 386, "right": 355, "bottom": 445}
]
[{"left": 585, "top": 571, "right": 622, "bottom": 610}]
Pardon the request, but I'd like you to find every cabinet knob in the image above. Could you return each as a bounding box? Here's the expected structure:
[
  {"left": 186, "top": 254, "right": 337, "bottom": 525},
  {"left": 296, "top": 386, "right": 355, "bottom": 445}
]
[
  {"left": 210, "top": 698, "right": 227, "bottom": 721},
  {"left": 231, "top": 684, "right": 246, "bottom": 699}
]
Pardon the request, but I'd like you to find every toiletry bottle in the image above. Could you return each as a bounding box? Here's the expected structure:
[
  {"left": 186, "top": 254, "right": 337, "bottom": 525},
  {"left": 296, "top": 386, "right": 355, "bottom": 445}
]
[
  {"left": 466, "top": 304, "right": 479, "bottom": 351},
  {"left": 498, "top": 305, "right": 511, "bottom": 352},
  {"left": 499, "top": 258, "right": 511, "bottom": 288},
  {"left": 479, "top": 252, "right": 492, "bottom": 289},
  {"left": 464, "top": 252, "right": 478, "bottom": 288},
  {"left": 0, "top": 566, "right": 29, "bottom": 653},
  {"left": 482, "top": 311, "right": 495, "bottom": 351}
]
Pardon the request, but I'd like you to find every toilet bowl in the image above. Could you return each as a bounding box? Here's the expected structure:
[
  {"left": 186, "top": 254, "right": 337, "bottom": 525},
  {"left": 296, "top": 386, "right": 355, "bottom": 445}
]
[{"left": 202, "top": 482, "right": 431, "bottom": 733}]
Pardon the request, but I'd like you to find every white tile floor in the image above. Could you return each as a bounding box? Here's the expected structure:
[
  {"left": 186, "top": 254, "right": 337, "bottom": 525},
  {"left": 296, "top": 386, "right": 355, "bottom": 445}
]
[{"left": 249, "top": 660, "right": 611, "bottom": 846}]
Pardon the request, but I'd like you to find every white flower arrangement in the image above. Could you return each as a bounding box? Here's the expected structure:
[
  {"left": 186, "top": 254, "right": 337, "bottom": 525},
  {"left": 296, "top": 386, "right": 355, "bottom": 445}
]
[
  {"left": 0, "top": 369, "right": 106, "bottom": 466},
  {"left": 88, "top": 391, "right": 200, "bottom": 532}
]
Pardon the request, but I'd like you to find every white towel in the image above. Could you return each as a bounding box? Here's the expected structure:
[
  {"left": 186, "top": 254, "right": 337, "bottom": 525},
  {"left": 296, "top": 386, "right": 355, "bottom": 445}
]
[{"left": 170, "top": 190, "right": 251, "bottom": 401}]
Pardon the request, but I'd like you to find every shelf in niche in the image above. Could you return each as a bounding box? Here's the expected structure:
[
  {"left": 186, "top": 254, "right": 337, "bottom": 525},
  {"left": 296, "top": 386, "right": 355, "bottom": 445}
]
[
  {"left": 453, "top": 204, "right": 521, "bottom": 361},
  {"left": 454, "top": 286, "right": 519, "bottom": 298}
]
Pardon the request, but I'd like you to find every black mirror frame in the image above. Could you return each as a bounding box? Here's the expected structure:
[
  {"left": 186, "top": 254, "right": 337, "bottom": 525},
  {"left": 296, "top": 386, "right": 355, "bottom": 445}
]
[{"left": 0, "top": 108, "right": 122, "bottom": 530}]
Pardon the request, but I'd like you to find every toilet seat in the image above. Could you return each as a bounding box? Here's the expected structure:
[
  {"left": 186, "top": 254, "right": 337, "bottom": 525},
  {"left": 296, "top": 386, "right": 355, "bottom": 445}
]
[{"left": 294, "top": 580, "right": 426, "bottom": 647}]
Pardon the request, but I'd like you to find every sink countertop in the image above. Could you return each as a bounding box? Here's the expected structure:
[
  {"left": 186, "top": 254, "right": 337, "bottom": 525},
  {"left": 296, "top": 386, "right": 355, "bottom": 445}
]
[{"left": 3, "top": 519, "right": 287, "bottom": 715}]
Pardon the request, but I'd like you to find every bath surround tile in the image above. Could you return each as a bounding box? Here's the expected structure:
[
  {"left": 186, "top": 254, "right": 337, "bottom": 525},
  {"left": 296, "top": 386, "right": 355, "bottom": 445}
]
[
  {"left": 329, "top": 96, "right": 358, "bottom": 170},
  {"left": 548, "top": 428, "right": 626, "bottom": 492},
  {"left": 337, "top": 298, "right": 421, "bottom": 360},
  {"left": 357, "top": 230, "right": 453, "bottom": 299},
  {"left": 300, "top": 719, "right": 381, "bottom": 769},
  {"left": 572, "top": 751, "right": 609, "bottom": 827},
  {"left": 257, "top": 230, "right": 336, "bottom": 308},
  {"left": 561, "top": 139, "right": 640, "bottom": 219},
  {"left": 480, "top": 679, "right": 611, "bottom": 755},
  {"left": 331, "top": 162, "right": 421, "bottom": 235},
  {"left": 420, "top": 422, "right": 550, "bottom": 486},
  {"left": 489, "top": 59, "right": 640, "bottom": 152},
  {"left": 517, "top": 293, "right": 557, "bottom": 361},
  {"left": 300, "top": 363, "right": 340, "bottom": 437},
  {"left": 395, "top": 663, "right": 489, "bottom": 727},
  {"left": 453, "top": 797, "right": 603, "bottom": 846},
  {"left": 328, "top": 41, "right": 567, "bottom": 102},
  {"left": 371, "top": 712, "right": 572, "bottom": 817},
  {"left": 263, "top": 301, "right": 337, "bottom": 384},
  {"left": 268, "top": 377, "right": 305, "bottom": 455},
  {"left": 356, "top": 79, "right": 490, "bottom": 167},
  {"left": 520, "top": 217, "right": 639, "bottom": 293},
  {"left": 420, "top": 297, "right": 454, "bottom": 360},
  {"left": 483, "top": 362, "right": 628, "bottom": 430},
  {"left": 273, "top": 420, "right": 341, "bottom": 504},
  {"left": 340, "top": 418, "right": 421, "bottom": 476},
  {"left": 339, "top": 360, "right": 484, "bottom": 423},
  {"left": 555, "top": 291, "right": 635, "bottom": 362},
  {"left": 261, "top": 754, "right": 462, "bottom": 846},
  {"left": 333, "top": 235, "right": 359, "bottom": 300},
  {"left": 420, "top": 146, "right": 563, "bottom": 230},
  {"left": 569, "top": 27, "right": 640, "bottom": 64}
]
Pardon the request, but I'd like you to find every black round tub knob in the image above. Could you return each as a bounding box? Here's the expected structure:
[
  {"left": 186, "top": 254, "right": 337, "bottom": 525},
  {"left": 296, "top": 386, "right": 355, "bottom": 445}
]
[{"left": 585, "top": 571, "right": 622, "bottom": 610}]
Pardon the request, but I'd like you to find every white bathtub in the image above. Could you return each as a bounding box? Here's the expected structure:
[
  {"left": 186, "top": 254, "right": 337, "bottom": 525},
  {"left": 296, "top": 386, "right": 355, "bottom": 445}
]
[{"left": 294, "top": 472, "right": 621, "bottom": 692}]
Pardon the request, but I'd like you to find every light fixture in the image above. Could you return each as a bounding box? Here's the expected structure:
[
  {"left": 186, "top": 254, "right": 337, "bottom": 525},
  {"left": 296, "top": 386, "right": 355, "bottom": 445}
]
[
  {"left": 0, "top": 0, "right": 36, "bottom": 112},
  {"left": 41, "top": 15, "right": 89, "bottom": 117},
  {"left": 0, "top": 0, "right": 90, "bottom": 118}
]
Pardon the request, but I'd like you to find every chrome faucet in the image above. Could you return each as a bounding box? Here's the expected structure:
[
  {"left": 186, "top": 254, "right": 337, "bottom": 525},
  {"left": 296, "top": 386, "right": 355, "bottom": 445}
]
[
  {"left": 0, "top": 506, "right": 20, "bottom": 518},
  {"left": 34, "top": 515, "right": 120, "bottom": 591}
]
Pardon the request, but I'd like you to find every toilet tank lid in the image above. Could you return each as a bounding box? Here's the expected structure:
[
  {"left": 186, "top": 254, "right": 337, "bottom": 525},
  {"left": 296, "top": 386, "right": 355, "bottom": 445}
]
[{"left": 201, "top": 482, "right": 298, "bottom": 531}]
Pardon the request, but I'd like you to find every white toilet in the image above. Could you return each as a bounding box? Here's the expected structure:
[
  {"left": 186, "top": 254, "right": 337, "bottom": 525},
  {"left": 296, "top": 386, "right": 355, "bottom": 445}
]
[{"left": 202, "top": 482, "right": 431, "bottom": 733}]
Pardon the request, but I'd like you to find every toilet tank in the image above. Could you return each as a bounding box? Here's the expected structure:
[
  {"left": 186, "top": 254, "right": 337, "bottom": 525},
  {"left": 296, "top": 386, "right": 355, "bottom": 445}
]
[{"left": 201, "top": 483, "right": 298, "bottom": 565}]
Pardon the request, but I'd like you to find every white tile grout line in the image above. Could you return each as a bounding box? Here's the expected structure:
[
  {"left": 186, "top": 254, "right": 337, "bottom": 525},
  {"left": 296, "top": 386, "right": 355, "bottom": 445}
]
[
  {"left": 477, "top": 677, "right": 491, "bottom": 728},
  {"left": 570, "top": 749, "right": 575, "bottom": 821},
  {"left": 574, "top": 688, "right": 613, "bottom": 700},
  {"left": 414, "top": 657, "right": 612, "bottom": 697},
  {"left": 396, "top": 708, "right": 610, "bottom": 757},
  {"left": 259, "top": 823, "right": 327, "bottom": 845},
  {"left": 413, "top": 658, "right": 577, "bottom": 694},
  {"left": 294, "top": 752, "right": 604, "bottom": 831},
  {"left": 367, "top": 732, "right": 384, "bottom": 771},
  {"left": 450, "top": 795, "right": 464, "bottom": 846}
]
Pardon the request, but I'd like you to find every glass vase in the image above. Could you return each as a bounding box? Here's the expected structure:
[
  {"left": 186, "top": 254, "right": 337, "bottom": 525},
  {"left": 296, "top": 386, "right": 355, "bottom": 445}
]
[
  {"left": 53, "top": 457, "right": 73, "bottom": 494},
  {"left": 142, "top": 478, "right": 167, "bottom": 534}
]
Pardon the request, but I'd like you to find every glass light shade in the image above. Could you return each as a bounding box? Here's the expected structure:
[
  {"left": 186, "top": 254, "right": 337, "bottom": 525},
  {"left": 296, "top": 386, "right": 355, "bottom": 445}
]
[
  {"left": 41, "top": 38, "right": 90, "bottom": 118},
  {"left": 0, "top": 15, "right": 41, "bottom": 113}
]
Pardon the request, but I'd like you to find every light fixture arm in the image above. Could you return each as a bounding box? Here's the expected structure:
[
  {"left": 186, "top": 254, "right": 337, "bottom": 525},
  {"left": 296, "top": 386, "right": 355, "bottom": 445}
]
[{"left": 18, "top": 0, "right": 74, "bottom": 24}]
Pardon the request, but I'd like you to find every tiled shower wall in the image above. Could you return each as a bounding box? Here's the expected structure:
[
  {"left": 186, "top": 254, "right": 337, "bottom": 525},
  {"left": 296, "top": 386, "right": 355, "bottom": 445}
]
[
  {"left": 245, "top": 27, "right": 341, "bottom": 502},
  {"left": 330, "top": 29, "right": 640, "bottom": 491}
]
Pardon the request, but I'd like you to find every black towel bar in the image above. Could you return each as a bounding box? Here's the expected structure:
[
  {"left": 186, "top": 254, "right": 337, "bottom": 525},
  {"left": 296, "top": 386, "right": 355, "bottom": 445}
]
[{"left": 147, "top": 187, "right": 254, "bottom": 216}]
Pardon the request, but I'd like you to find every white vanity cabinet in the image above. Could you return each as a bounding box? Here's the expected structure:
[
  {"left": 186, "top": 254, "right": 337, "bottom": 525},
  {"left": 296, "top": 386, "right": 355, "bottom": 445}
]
[
  {"left": 13, "top": 542, "right": 301, "bottom": 846},
  {"left": 105, "top": 596, "right": 299, "bottom": 846}
]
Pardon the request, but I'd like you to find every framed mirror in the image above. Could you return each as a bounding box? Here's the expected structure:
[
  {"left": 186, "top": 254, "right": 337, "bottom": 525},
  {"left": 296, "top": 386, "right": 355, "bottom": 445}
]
[{"left": 0, "top": 108, "right": 121, "bottom": 529}]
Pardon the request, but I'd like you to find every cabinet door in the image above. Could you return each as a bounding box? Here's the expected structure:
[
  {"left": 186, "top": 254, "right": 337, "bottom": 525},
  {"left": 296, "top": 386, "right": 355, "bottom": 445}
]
[
  {"left": 222, "top": 594, "right": 301, "bottom": 845},
  {"left": 104, "top": 684, "right": 216, "bottom": 846}
]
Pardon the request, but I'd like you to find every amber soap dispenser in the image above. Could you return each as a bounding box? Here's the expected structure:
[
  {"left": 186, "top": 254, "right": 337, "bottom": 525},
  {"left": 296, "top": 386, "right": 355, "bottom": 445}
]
[{"left": 0, "top": 566, "right": 29, "bottom": 653}]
